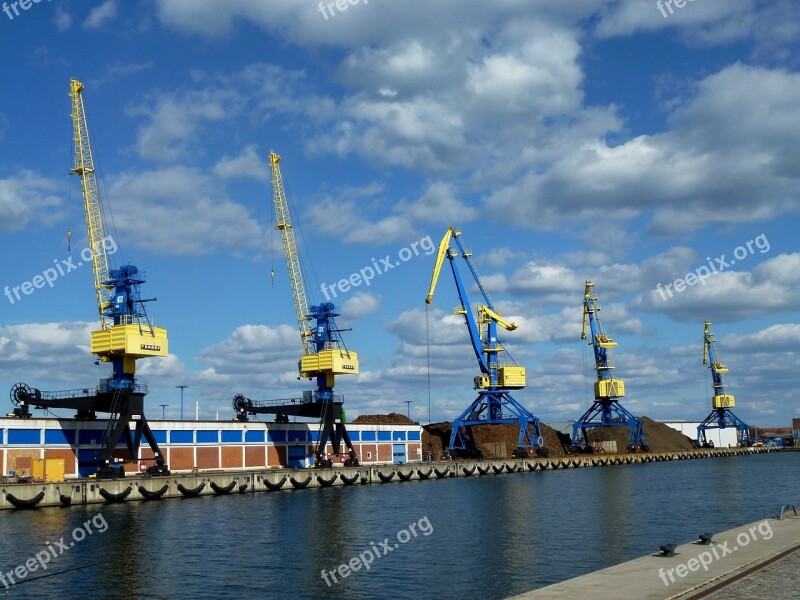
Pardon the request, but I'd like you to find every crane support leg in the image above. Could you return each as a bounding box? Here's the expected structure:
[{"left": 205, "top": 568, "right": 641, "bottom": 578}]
[
  {"left": 572, "top": 399, "right": 647, "bottom": 453},
  {"left": 448, "top": 391, "right": 548, "bottom": 458},
  {"left": 315, "top": 405, "right": 358, "bottom": 467},
  {"left": 697, "top": 408, "right": 749, "bottom": 447}
]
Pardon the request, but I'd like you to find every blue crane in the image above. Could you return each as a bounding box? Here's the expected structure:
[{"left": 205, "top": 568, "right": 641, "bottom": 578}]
[
  {"left": 426, "top": 227, "right": 547, "bottom": 458},
  {"left": 698, "top": 321, "right": 749, "bottom": 447},
  {"left": 573, "top": 280, "right": 646, "bottom": 453}
]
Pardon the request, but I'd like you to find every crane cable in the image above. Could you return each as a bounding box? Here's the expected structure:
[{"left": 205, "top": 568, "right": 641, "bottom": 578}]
[
  {"left": 582, "top": 336, "right": 590, "bottom": 411},
  {"left": 97, "top": 164, "right": 124, "bottom": 267},
  {"left": 270, "top": 189, "right": 275, "bottom": 287},
  {"left": 67, "top": 169, "right": 73, "bottom": 251},
  {"left": 282, "top": 161, "right": 319, "bottom": 306}
]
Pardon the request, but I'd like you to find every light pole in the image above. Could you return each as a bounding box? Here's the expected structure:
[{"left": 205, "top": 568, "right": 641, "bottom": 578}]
[
  {"left": 176, "top": 385, "right": 188, "bottom": 420},
  {"left": 159, "top": 404, "right": 168, "bottom": 420},
  {"left": 404, "top": 400, "right": 413, "bottom": 419}
]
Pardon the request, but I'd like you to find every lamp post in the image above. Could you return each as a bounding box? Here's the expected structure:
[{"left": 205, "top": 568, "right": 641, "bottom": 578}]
[
  {"left": 404, "top": 400, "right": 413, "bottom": 419},
  {"left": 159, "top": 404, "right": 168, "bottom": 420},
  {"left": 176, "top": 385, "right": 188, "bottom": 420}
]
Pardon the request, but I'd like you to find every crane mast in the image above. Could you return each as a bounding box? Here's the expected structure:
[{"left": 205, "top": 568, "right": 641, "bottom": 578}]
[
  {"left": 231, "top": 151, "right": 360, "bottom": 468},
  {"left": 270, "top": 152, "right": 312, "bottom": 354},
  {"left": 698, "top": 321, "right": 749, "bottom": 446},
  {"left": 9, "top": 80, "right": 170, "bottom": 478},
  {"left": 572, "top": 280, "right": 646, "bottom": 453},
  {"left": 426, "top": 226, "right": 546, "bottom": 457}
]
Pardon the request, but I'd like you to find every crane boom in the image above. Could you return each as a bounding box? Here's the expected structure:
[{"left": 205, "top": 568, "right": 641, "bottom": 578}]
[
  {"left": 269, "top": 151, "right": 312, "bottom": 353},
  {"left": 70, "top": 79, "right": 113, "bottom": 328},
  {"left": 425, "top": 226, "right": 454, "bottom": 305}
]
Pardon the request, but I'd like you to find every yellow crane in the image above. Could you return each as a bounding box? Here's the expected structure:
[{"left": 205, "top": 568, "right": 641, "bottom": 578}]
[
  {"left": 69, "top": 79, "right": 168, "bottom": 385},
  {"left": 9, "top": 80, "right": 170, "bottom": 478},
  {"left": 231, "top": 151, "right": 360, "bottom": 468}
]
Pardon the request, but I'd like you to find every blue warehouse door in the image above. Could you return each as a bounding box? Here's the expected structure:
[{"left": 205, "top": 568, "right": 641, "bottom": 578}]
[
  {"left": 78, "top": 449, "right": 100, "bottom": 477},
  {"left": 392, "top": 444, "right": 407, "bottom": 464},
  {"left": 287, "top": 445, "right": 310, "bottom": 469}
]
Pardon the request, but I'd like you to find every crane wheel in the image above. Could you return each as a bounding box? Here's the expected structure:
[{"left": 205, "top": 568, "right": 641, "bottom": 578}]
[
  {"left": 10, "top": 382, "right": 32, "bottom": 406},
  {"left": 231, "top": 394, "right": 252, "bottom": 414}
]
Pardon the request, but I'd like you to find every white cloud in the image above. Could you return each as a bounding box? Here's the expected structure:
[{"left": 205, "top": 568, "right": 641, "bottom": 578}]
[
  {"left": 0, "top": 171, "right": 63, "bottom": 232},
  {"left": 84, "top": 0, "right": 118, "bottom": 29},
  {"left": 213, "top": 144, "right": 270, "bottom": 180},
  {"left": 0, "top": 322, "right": 96, "bottom": 389},
  {"left": 341, "top": 292, "right": 381, "bottom": 320},
  {"left": 722, "top": 323, "right": 800, "bottom": 353},
  {"left": 54, "top": 7, "right": 72, "bottom": 31},
  {"left": 487, "top": 64, "right": 800, "bottom": 234},
  {"left": 107, "top": 166, "right": 266, "bottom": 255},
  {"left": 637, "top": 253, "right": 800, "bottom": 322}
]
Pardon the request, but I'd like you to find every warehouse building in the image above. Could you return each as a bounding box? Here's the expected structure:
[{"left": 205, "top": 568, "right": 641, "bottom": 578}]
[{"left": 0, "top": 418, "right": 422, "bottom": 479}]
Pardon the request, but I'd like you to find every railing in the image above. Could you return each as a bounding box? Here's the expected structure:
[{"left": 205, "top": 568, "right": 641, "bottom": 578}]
[
  {"left": 249, "top": 394, "right": 344, "bottom": 408},
  {"left": 39, "top": 387, "right": 99, "bottom": 400},
  {"left": 37, "top": 383, "right": 148, "bottom": 399},
  {"left": 97, "top": 382, "right": 148, "bottom": 395}
]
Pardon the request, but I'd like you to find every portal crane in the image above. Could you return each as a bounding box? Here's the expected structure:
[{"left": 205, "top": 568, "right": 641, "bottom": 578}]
[
  {"left": 426, "top": 226, "right": 547, "bottom": 457},
  {"left": 573, "top": 280, "right": 646, "bottom": 453},
  {"left": 232, "top": 151, "right": 359, "bottom": 468},
  {"left": 698, "top": 321, "right": 749, "bottom": 447},
  {"left": 9, "top": 79, "right": 169, "bottom": 478}
]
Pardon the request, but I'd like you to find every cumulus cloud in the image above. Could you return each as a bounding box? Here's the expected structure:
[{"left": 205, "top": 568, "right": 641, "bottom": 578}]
[
  {"left": 84, "top": 0, "right": 118, "bottom": 29},
  {"left": 487, "top": 64, "right": 800, "bottom": 235},
  {"left": 107, "top": 166, "right": 266, "bottom": 255},
  {"left": 637, "top": 253, "right": 800, "bottom": 322},
  {"left": 0, "top": 171, "right": 63, "bottom": 232}
]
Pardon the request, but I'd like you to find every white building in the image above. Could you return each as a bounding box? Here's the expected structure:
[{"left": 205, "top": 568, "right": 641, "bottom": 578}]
[{"left": 661, "top": 421, "right": 740, "bottom": 448}]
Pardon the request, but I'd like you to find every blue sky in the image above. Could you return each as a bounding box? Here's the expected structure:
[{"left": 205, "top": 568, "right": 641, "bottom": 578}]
[{"left": 0, "top": 0, "right": 798, "bottom": 428}]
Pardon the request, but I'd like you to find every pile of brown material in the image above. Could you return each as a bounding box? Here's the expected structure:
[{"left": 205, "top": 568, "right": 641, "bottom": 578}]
[
  {"left": 586, "top": 416, "right": 695, "bottom": 452},
  {"left": 353, "top": 413, "right": 414, "bottom": 425},
  {"left": 422, "top": 421, "right": 569, "bottom": 459}
]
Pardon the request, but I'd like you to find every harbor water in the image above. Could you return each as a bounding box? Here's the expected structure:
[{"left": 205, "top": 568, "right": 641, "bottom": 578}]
[{"left": 0, "top": 452, "right": 797, "bottom": 599}]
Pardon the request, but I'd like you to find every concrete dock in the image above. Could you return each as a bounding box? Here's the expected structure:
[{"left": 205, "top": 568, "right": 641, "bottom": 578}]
[
  {"left": 1, "top": 446, "right": 796, "bottom": 511},
  {"left": 508, "top": 509, "right": 800, "bottom": 600}
]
